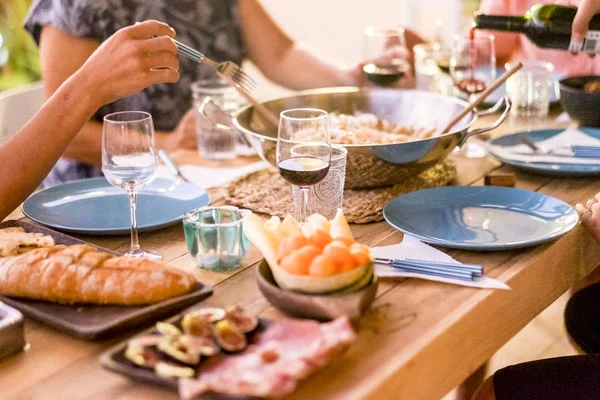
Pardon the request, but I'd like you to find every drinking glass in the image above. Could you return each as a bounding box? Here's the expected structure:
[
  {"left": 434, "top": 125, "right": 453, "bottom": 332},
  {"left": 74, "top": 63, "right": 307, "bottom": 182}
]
[
  {"left": 102, "top": 111, "right": 161, "bottom": 260},
  {"left": 450, "top": 33, "right": 496, "bottom": 158},
  {"left": 505, "top": 60, "right": 553, "bottom": 117},
  {"left": 363, "top": 26, "right": 410, "bottom": 87},
  {"left": 277, "top": 109, "right": 331, "bottom": 223}
]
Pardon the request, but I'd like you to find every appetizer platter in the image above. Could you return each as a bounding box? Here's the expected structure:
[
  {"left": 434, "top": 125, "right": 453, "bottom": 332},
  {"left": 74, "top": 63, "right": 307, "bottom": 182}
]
[
  {"left": 0, "top": 220, "right": 212, "bottom": 340},
  {"left": 101, "top": 305, "right": 356, "bottom": 399},
  {"left": 245, "top": 210, "right": 378, "bottom": 320}
]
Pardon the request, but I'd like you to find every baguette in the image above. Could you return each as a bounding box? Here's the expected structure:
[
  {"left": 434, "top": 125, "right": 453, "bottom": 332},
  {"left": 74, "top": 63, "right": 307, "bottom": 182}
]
[{"left": 0, "top": 244, "right": 196, "bottom": 305}]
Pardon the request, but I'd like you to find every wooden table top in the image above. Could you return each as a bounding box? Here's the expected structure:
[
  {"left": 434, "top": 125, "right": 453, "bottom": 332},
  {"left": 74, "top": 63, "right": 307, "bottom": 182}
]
[{"left": 2, "top": 110, "right": 600, "bottom": 400}]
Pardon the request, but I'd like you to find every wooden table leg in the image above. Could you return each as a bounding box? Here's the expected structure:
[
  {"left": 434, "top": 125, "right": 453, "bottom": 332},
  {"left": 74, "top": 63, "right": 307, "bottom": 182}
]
[{"left": 456, "top": 363, "right": 488, "bottom": 400}]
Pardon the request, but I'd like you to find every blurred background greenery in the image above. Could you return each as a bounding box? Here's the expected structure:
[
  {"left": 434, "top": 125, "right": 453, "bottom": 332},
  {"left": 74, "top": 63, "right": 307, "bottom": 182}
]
[{"left": 0, "top": 0, "right": 40, "bottom": 91}]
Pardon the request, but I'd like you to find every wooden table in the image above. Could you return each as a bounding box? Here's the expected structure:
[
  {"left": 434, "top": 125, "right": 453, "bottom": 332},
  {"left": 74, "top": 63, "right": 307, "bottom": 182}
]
[{"left": 2, "top": 111, "right": 600, "bottom": 400}]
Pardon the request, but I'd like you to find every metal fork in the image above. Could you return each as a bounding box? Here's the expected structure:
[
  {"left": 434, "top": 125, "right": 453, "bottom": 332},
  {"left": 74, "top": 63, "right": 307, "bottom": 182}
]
[
  {"left": 174, "top": 39, "right": 279, "bottom": 127},
  {"left": 174, "top": 39, "right": 256, "bottom": 92}
]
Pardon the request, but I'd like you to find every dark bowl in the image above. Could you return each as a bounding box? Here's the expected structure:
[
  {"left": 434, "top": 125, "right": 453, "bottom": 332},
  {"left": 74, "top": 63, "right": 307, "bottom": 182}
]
[
  {"left": 559, "top": 75, "right": 600, "bottom": 127},
  {"left": 255, "top": 261, "right": 378, "bottom": 322}
]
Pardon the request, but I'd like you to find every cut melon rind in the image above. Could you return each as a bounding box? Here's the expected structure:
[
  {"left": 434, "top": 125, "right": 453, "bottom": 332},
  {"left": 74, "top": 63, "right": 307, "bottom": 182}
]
[{"left": 270, "top": 262, "right": 373, "bottom": 294}]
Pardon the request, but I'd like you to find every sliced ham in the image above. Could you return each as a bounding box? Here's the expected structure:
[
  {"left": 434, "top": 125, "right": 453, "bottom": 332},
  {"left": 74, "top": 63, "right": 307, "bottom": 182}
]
[{"left": 179, "top": 316, "right": 356, "bottom": 399}]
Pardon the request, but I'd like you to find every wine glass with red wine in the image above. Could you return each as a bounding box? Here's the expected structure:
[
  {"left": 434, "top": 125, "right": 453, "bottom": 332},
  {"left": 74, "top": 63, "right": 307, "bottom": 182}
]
[
  {"left": 363, "top": 27, "right": 410, "bottom": 87},
  {"left": 450, "top": 32, "right": 496, "bottom": 158},
  {"left": 277, "top": 109, "right": 331, "bottom": 223},
  {"left": 450, "top": 33, "right": 496, "bottom": 101}
]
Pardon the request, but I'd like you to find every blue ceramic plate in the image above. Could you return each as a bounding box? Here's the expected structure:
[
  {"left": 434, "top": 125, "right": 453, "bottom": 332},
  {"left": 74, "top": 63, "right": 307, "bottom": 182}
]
[
  {"left": 477, "top": 67, "right": 562, "bottom": 106},
  {"left": 383, "top": 186, "right": 578, "bottom": 250},
  {"left": 487, "top": 128, "right": 600, "bottom": 176},
  {"left": 22, "top": 178, "right": 210, "bottom": 235}
]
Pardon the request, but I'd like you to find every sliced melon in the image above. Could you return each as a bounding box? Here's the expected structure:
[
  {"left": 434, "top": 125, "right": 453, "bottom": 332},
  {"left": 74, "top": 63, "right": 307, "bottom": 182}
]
[
  {"left": 279, "top": 215, "right": 303, "bottom": 238},
  {"left": 269, "top": 262, "right": 373, "bottom": 294},
  {"left": 307, "top": 214, "right": 330, "bottom": 234},
  {"left": 329, "top": 209, "right": 354, "bottom": 242}
]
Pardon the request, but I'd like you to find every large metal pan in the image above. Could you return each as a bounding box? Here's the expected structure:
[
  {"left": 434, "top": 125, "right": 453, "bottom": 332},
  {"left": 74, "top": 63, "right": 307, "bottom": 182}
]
[{"left": 230, "top": 87, "right": 510, "bottom": 189}]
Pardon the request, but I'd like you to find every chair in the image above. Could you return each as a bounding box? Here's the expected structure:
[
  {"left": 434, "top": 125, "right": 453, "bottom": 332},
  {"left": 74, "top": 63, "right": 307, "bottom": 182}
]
[{"left": 0, "top": 81, "right": 45, "bottom": 145}]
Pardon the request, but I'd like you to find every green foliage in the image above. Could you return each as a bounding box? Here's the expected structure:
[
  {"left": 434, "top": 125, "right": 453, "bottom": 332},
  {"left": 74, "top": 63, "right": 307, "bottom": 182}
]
[{"left": 0, "top": 0, "right": 41, "bottom": 91}]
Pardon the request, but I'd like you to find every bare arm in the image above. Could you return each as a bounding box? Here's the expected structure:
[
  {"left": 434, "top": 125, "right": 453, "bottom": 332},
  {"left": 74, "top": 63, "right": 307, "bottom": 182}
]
[
  {"left": 38, "top": 26, "right": 195, "bottom": 165},
  {"left": 0, "top": 21, "right": 179, "bottom": 220},
  {"left": 239, "top": 0, "right": 424, "bottom": 89}
]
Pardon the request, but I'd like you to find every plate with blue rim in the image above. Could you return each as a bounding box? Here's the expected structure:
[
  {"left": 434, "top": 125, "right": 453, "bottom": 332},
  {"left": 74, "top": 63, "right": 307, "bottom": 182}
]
[
  {"left": 486, "top": 128, "right": 600, "bottom": 176},
  {"left": 383, "top": 186, "right": 579, "bottom": 251},
  {"left": 22, "top": 177, "right": 210, "bottom": 235}
]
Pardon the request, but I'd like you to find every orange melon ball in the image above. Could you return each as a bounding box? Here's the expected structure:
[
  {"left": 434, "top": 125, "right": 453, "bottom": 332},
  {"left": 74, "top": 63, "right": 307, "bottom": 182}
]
[
  {"left": 308, "top": 254, "right": 337, "bottom": 277},
  {"left": 306, "top": 229, "right": 333, "bottom": 250},
  {"left": 333, "top": 236, "right": 354, "bottom": 247},
  {"left": 349, "top": 243, "right": 372, "bottom": 267},
  {"left": 323, "top": 240, "right": 353, "bottom": 266},
  {"left": 277, "top": 235, "right": 308, "bottom": 262},
  {"left": 280, "top": 245, "right": 320, "bottom": 275}
]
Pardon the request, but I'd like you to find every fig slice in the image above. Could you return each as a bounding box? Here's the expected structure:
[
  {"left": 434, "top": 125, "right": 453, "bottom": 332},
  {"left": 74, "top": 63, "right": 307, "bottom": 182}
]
[
  {"left": 158, "top": 337, "right": 201, "bottom": 366},
  {"left": 179, "top": 334, "right": 221, "bottom": 357},
  {"left": 225, "top": 305, "right": 258, "bottom": 333},
  {"left": 124, "top": 335, "right": 161, "bottom": 369},
  {"left": 212, "top": 319, "right": 247, "bottom": 352},
  {"left": 156, "top": 322, "right": 182, "bottom": 338},
  {"left": 154, "top": 361, "right": 195, "bottom": 379},
  {"left": 181, "top": 312, "right": 216, "bottom": 337}
]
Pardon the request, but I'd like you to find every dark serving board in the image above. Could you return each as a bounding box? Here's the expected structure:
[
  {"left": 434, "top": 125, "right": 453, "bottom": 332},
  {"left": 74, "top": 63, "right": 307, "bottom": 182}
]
[
  {"left": 0, "top": 220, "right": 213, "bottom": 341},
  {"left": 101, "top": 314, "right": 269, "bottom": 399},
  {"left": 0, "top": 303, "right": 25, "bottom": 361}
]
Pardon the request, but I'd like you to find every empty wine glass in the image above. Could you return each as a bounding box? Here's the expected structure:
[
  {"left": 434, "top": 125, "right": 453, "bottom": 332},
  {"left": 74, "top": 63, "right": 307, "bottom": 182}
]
[
  {"left": 102, "top": 111, "right": 161, "bottom": 260},
  {"left": 363, "top": 26, "right": 410, "bottom": 87},
  {"left": 277, "top": 109, "right": 331, "bottom": 223},
  {"left": 450, "top": 33, "right": 496, "bottom": 158}
]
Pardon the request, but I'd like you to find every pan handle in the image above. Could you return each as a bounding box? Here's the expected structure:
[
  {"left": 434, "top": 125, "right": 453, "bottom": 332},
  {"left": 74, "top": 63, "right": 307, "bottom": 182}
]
[
  {"left": 198, "top": 98, "right": 255, "bottom": 148},
  {"left": 458, "top": 95, "right": 511, "bottom": 147},
  {"left": 198, "top": 98, "right": 233, "bottom": 132}
]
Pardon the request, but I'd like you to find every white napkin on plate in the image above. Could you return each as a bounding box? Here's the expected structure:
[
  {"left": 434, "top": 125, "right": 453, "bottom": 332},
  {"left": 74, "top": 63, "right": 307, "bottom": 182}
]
[
  {"left": 156, "top": 161, "right": 270, "bottom": 189},
  {"left": 372, "top": 235, "right": 510, "bottom": 290},
  {"left": 486, "top": 129, "right": 600, "bottom": 165}
]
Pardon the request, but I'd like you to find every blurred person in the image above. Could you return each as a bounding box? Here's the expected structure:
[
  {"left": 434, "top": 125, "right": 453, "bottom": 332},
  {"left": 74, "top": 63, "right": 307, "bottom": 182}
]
[
  {"left": 25, "top": 0, "right": 425, "bottom": 187},
  {"left": 0, "top": 21, "right": 179, "bottom": 219}
]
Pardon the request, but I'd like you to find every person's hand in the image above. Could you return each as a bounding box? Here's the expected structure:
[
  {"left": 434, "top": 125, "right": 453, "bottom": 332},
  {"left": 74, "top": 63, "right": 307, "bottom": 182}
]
[
  {"left": 77, "top": 20, "right": 180, "bottom": 107},
  {"left": 576, "top": 193, "right": 600, "bottom": 242},
  {"left": 572, "top": 0, "right": 600, "bottom": 50},
  {"left": 158, "top": 109, "right": 197, "bottom": 151},
  {"left": 341, "top": 46, "right": 416, "bottom": 89}
]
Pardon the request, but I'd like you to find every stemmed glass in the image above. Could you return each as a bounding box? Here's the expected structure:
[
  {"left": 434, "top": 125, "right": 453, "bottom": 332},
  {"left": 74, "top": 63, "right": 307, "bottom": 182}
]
[
  {"left": 450, "top": 33, "right": 496, "bottom": 158},
  {"left": 363, "top": 26, "right": 410, "bottom": 87},
  {"left": 277, "top": 109, "right": 331, "bottom": 223},
  {"left": 102, "top": 111, "right": 161, "bottom": 260}
]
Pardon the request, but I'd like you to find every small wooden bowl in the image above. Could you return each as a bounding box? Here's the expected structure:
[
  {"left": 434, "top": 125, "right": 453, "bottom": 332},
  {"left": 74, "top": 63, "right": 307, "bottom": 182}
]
[{"left": 255, "top": 261, "right": 378, "bottom": 322}]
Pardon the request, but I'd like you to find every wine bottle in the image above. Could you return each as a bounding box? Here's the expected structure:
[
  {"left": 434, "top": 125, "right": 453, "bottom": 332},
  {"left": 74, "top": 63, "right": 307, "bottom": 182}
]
[{"left": 473, "top": 4, "right": 600, "bottom": 53}]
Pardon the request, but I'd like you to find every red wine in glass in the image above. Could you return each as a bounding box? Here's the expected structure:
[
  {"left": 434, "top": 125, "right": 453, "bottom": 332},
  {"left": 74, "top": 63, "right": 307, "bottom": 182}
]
[
  {"left": 278, "top": 156, "right": 330, "bottom": 187},
  {"left": 363, "top": 62, "right": 407, "bottom": 86},
  {"left": 455, "top": 27, "right": 487, "bottom": 96}
]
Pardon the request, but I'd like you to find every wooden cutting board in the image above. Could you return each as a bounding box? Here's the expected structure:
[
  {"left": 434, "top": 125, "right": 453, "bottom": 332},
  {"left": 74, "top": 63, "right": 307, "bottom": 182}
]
[{"left": 0, "top": 220, "right": 212, "bottom": 341}]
